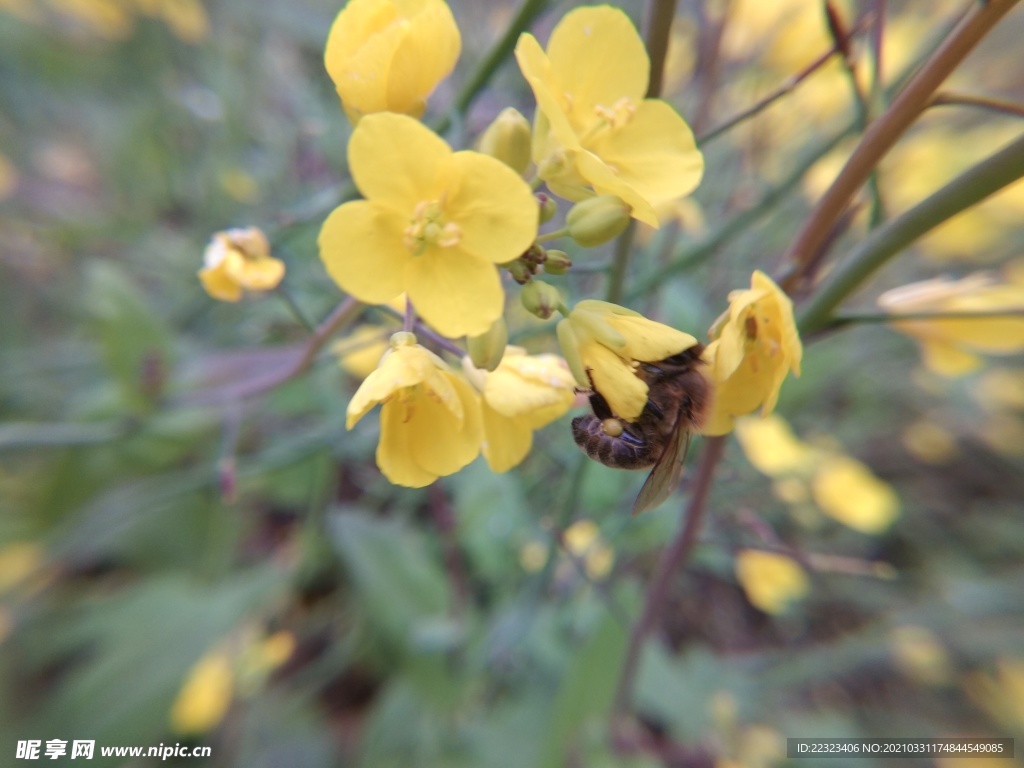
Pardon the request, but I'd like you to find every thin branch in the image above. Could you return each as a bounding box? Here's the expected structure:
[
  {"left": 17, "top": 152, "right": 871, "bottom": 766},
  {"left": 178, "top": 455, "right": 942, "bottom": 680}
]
[
  {"left": 829, "top": 308, "right": 1024, "bottom": 327},
  {"left": 695, "top": 13, "right": 872, "bottom": 146},
  {"left": 930, "top": 91, "right": 1024, "bottom": 119},
  {"left": 611, "top": 435, "right": 727, "bottom": 718},
  {"left": 644, "top": 0, "right": 678, "bottom": 99},
  {"left": 779, "top": 0, "right": 1021, "bottom": 291}
]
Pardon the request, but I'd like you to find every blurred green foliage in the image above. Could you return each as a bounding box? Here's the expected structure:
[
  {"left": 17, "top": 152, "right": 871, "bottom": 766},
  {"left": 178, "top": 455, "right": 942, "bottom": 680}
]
[{"left": 2, "top": 1, "right": 1024, "bottom": 767}]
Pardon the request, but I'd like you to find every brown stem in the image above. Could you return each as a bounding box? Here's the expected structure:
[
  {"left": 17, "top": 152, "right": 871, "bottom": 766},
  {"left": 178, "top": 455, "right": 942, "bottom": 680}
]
[
  {"left": 644, "top": 0, "right": 679, "bottom": 99},
  {"left": 611, "top": 435, "right": 727, "bottom": 719},
  {"left": 930, "top": 91, "right": 1024, "bottom": 119},
  {"left": 778, "top": 0, "right": 1021, "bottom": 290}
]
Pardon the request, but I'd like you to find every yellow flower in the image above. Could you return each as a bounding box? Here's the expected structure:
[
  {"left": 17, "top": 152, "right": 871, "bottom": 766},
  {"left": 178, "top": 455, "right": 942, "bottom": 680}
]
[
  {"left": 466, "top": 348, "right": 576, "bottom": 472},
  {"left": 319, "top": 113, "right": 538, "bottom": 338},
  {"left": 347, "top": 332, "right": 481, "bottom": 487},
  {"left": 811, "top": 455, "right": 900, "bottom": 534},
  {"left": 557, "top": 300, "right": 700, "bottom": 421},
  {"left": 198, "top": 227, "right": 285, "bottom": 302},
  {"left": 702, "top": 271, "right": 802, "bottom": 436},
  {"left": 877, "top": 272, "right": 1024, "bottom": 377},
  {"left": 562, "top": 519, "right": 615, "bottom": 580},
  {"left": 170, "top": 648, "right": 233, "bottom": 735},
  {"left": 734, "top": 549, "right": 809, "bottom": 614},
  {"left": 515, "top": 6, "right": 703, "bottom": 226},
  {"left": 324, "top": 0, "right": 460, "bottom": 123}
]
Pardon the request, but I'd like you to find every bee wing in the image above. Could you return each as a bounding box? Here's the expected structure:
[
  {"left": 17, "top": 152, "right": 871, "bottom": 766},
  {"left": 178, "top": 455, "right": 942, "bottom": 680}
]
[{"left": 631, "top": 415, "right": 692, "bottom": 516}]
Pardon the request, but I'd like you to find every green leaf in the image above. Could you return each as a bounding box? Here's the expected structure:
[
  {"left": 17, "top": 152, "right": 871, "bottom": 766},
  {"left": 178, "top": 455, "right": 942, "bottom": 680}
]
[
  {"left": 327, "top": 508, "right": 451, "bottom": 654},
  {"left": 540, "top": 612, "right": 627, "bottom": 768},
  {"left": 83, "top": 261, "right": 173, "bottom": 413}
]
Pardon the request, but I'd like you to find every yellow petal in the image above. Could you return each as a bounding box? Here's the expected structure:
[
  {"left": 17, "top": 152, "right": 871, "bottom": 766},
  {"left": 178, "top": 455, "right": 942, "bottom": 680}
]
[
  {"left": 588, "top": 99, "right": 702, "bottom": 208},
  {"left": 483, "top": 353, "right": 575, "bottom": 421},
  {"left": 545, "top": 6, "right": 648, "bottom": 125},
  {"left": 812, "top": 455, "right": 900, "bottom": 534},
  {"left": 447, "top": 151, "right": 537, "bottom": 263},
  {"left": 237, "top": 257, "right": 285, "bottom": 291},
  {"left": 407, "top": 374, "right": 481, "bottom": 476},
  {"left": 602, "top": 312, "right": 699, "bottom": 362},
  {"left": 584, "top": 342, "right": 648, "bottom": 421},
  {"left": 574, "top": 149, "right": 658, "bottom": 226},
  {"left": 377, "top": 398, "right": 438, "bottom": 487},
  {"left": 481, "top": 402, "right": 533, "bottom": 473},
  {"left": 319, "top": 200, "right": 408, "bottom": 304},
  {"left": 346, "top": 342, "right": 435, "bottom": 429},
  {"left": 198, "top": 262, "right": 243, "bottom": 302},
  {"left": 386, "top": 0, "right": 461, "bottom": 116},
  {"left": 515, "top": 33, "right": 581, "bottom": 153},
  {"left": 348, "top": 113, "right": 451, "bottom": 208},
  {"left": 407, "top": 248, "right": 504, "bottom": 338}
]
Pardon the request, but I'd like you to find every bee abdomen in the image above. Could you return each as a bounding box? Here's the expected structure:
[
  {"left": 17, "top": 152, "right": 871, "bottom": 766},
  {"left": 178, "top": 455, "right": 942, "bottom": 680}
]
[{"left": 571, "top": 414, "right": 655, "bottom": 471}]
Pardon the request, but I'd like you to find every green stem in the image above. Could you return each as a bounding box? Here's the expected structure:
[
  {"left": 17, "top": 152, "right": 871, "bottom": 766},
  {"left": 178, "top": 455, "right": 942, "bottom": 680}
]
[
  {"left": 797, "top": 131, "right": 1024, "bottom": 335},
  {"left": 274, "top": 285, "right": 315, "bottom": 331},
  {"left": 433, "top": 0, "right": 550, "bottom": 136},
  {"left": 780, "top": 0, "right": 1021, "bottom": 289},
  {"left": 831, "top": 309, "right": 1024, "bottom": 327},
  {"left": 536, "top": 227, "right": 569, "bottom": 244},
  {"left": 605, "top": 222, "right": 637, "bottom": 304}
]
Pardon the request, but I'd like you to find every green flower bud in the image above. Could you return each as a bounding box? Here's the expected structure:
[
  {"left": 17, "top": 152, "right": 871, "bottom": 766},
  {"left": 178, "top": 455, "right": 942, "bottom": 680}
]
[
  {"left": 521, "top": 280, "right": 562, "bottom": 320},
  {"left": 566, "top": 195, "right": 632, "bottom": 247},
  {"left": 556, "top": 319, "right": 588, "bottom": 388},
  {"left": 543, "top": 249, "right": 572, "bottom": 275},
  {"left": 537, "top": 193, "right": 558, "bottom": 224},
  {"left": 505, "top": 259, "right": 534, "bottom": 284},
  {"left": 466, "top": 317, "right": 508, "bottom": 372},
  {"left": 478, "top": 107, "right": 532, "bottom": 175}
]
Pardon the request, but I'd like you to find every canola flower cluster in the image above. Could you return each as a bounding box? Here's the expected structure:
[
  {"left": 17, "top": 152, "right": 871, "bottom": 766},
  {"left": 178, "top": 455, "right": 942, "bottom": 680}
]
[{"left": 197, "top": 0, "right": 807, "bottom": 493}]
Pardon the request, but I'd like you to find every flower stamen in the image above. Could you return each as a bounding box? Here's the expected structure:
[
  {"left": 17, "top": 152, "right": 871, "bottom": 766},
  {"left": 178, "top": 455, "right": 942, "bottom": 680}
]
[{"left": 403, "top": 199, "right": 463, "bottom": 254}]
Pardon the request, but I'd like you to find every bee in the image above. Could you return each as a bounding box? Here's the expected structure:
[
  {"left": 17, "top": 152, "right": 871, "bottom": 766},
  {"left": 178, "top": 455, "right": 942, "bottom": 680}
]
[{"left": 572, "top": 346, "right": 710, "bottom": 515}]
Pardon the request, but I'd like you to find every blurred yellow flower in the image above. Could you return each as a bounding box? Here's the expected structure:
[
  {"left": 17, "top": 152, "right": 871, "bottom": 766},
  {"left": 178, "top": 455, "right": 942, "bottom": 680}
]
[
  {"left": 467, "top": 348, "right": 575, "bottom": 473},
  {"left": 973, "top": 367, "right": 1024, "bottom": 411},
  {"left": 0, "top": 542, "right": 42, "bottom": 593},
  {"left": 515, "top": 6, "right": 703, "bottom": 226},
  {"left": 324, "top": 0, "right": 460, "bottom": 123},
  {"left": 198, "top": 227, "right": 285, "bottom": 302},
  {"left": 811, "top": 455, "right": 899, "bottom": 534},
  {"left": 901, "top": 419, "right": 958, "bottom": 465},
  {"left": 734, "top": 414, "right": 817, "bottom": 475},
  {"left": 877, "top": 272, "right": 1024, "bottom": 377},
  {"left": 334, "top": 326, "right": 390, "bottom": 379},
  {"left": 170, "top": 648, "right": 233, "bottom": 735},
  {"left": 703, "top": 271, "right": 802, "bottom": 435},
  {"left": 964, "top": 657, "right": 1024, "bottom": 731},
  {"left": 0, "top": 152, "right": 18, "bottom": 201},
  {"left": 735, "top": 549, "right": 809, "bottom": 614},
  {"left": 557, "top": 300, "right": 700, "bottom": 421},
  {"left": 562, "top": 519, "right": 615, "bottom": 580},
  {"left": 319, "top": 113, "right": 537, "bottom": 338},
  {"left": 889, "top": 625, "right": 952, "bottom": 686},
  {"left": 347, "top": 332, "right": 481, "bottom": 487}
]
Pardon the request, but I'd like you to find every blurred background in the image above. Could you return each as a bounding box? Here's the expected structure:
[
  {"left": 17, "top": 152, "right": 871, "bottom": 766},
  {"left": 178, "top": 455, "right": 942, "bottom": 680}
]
[{"left": 1, "top": 0, "right": 1023, "bottom": 766}]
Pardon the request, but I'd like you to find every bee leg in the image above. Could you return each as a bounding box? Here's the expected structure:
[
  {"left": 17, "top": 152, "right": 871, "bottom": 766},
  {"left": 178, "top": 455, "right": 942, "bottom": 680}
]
[{"left": 587, "top": 389, "right": 615, "bottom": 421}]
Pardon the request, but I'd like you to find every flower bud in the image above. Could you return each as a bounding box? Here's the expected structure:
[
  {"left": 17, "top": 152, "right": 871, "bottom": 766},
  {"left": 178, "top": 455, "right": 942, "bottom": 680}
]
[
  {"left": 478, "top": 107, "right": 532, "bottom": 175},
  {"left": 543, "top": 249, "right": 572, "bottom": 275},
  {"left": 556, "top": 318, "right": 588, "bottom": 388},
  {"left": 566, "top": 195, "right": 632, "bottom": 247},
  {"left": 521, "top": 280, "right": 562, "bottom": 320},
  {"left": 466, "top": 317, "right": 508, "bottom": 372},
  {"left": 537, "top": 193, "right": 558, "bottom": 224},
  {"left": 504, "top": 259, "right": 534, "bottom": 284}
]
